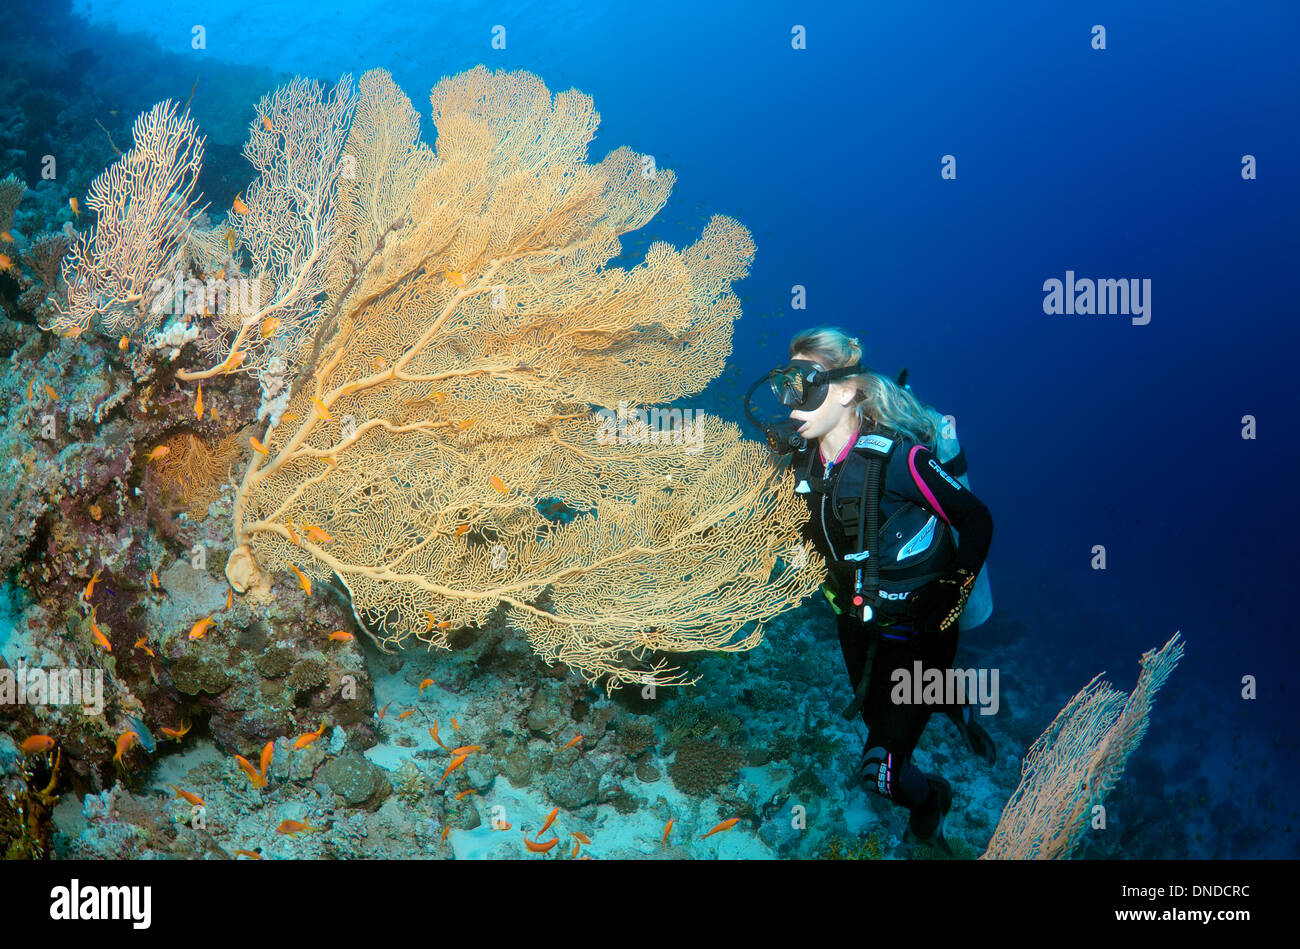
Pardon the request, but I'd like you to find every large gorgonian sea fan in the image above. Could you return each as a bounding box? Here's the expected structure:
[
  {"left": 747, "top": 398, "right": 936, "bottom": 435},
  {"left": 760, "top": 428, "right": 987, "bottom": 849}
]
[{"left": 224, "top": 67, "right": 825, "bottom": 690}]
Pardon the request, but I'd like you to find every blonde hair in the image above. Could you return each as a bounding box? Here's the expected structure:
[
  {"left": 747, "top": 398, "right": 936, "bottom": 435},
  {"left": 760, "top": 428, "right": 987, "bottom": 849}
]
[{"left": 788, "top": 325, "right": 937, "bottom": 448}]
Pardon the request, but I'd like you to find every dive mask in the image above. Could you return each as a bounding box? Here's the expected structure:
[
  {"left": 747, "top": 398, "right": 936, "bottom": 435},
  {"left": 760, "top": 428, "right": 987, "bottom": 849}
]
[{"left": 769, "top": 359, "right": 863, "bottom": 410}]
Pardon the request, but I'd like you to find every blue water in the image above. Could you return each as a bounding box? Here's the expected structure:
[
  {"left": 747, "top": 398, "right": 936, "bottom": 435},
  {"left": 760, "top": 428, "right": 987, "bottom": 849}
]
[{"left": 5, "top": 0, "right": 1297, "bottom": 858}]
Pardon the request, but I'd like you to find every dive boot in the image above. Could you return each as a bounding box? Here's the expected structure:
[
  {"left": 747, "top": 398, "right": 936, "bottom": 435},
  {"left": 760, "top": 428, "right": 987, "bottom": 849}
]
[
  {"left": 946, "top": 706, "right": 997, "bottom": 764},
  {"left": 904, "top": 774, "right": 954, "bottom": 857}
]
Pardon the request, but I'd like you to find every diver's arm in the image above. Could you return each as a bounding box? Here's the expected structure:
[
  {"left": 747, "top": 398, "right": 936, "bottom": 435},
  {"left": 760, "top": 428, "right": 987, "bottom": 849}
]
[{"left": 898, "top": 446, "right": 992, "bottom": 574}]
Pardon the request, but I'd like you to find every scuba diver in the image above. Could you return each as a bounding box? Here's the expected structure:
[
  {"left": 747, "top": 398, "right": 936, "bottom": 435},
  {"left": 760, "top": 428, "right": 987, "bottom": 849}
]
[{"left": 744, "top": 326, "right": 996, "bottom": 854}]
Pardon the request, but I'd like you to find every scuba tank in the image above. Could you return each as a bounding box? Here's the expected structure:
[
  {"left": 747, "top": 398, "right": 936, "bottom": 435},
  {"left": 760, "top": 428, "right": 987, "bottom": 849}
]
[{"left": 923, "top": 405, "right": 993, "bottom": 632}]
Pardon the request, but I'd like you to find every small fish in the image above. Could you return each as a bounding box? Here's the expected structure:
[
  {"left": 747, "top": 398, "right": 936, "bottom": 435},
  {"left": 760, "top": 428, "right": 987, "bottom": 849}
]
[
  {"left": 113, "top": 731, "right": 138, "bottom": 764},
  {"left": 261, "top": 115, "right": 273, "bottom": 132},
  {"left": 69, "top": 196, "right": 79, "bottom": 217},
  {"left": 523, "top": 834, "right": 559, "bottom": 853},
  {"left": 123, "top": 715, "right": 156, "bottom": 754},
  {"left": 418, "top": 678, "right": 435, "bottom": 694},
  {"left": 495, "top": 821, "right": 513, "bottom": 831},
  {"left": 234, "top": 754, "right": 266, "bottom": 789},
  {"left": 149, "top": 569, "right": 160, "bottom": 589},
  {"left": 489, "top": 476, "right": 507, "bottom": 493},
  {"left": 454, "top": 524, "right": 469, "bottom": 537},
  {"left": 429, "top": 722, "right": 448, "bottom": 750},
  {"left": 159, "top": 722, "right": 190, "bottom": 741},
  {"left": 377, "top": 701, "right": 391, "bottom": 720},
  {"left": 25, "top": 379, "right": 32, "bottom": 401},
  {"left": 259, "top": 741, "right": 274, "bottom": 777},
  {"left": 451, "top": 717, "right": 460, "bottom": 732},
  {"left": 133, "top": 636, "right": 155, "bottom": 657},
  {"left": 43, "top": 383, "right": 58, "bottom": 401},
  {"left": 234, "top": 849, "right": 262, "bottom": 859},
  {"left": 322, "top": 455, "right": 338, "bottom": 468},
  {"left": 232, "top": 195, "right": 249, "bottom": 215},
  {"left": 572, "top": 831, "right": 592, "bottom": 845},
  {"left": 538, "top": 807, "right": 559, "bottom": 837},
  {"left": 455, "top": 788, "right": 476, "bottom": 801},
  {"left": 303, "top": 524, "right": 333, "bottom": 544},
  {"left": 560, "top": 734, "right": 583, "bottom": 752},
  {"left": 83, "top": 568, "right": 102, "bottom": 601},
  {"left": 293, "top": 721, "right": 327, "bottom": 750},
  {"left": 449, "top": 745, "right": 481, "bottom": 756},
  {"left": 0, "top": 230, "right": 12, "bottom": 242},
  {"left": 397, "top": 709, "right": 414, "bottom": 720},
  {"left": 89, "top": 606, "right": 111, "bottom": 651},
  {"left": 249, "top": 436, "right": 269, "bottom": 455},
  {"left": 146, "top": 445, "right": 170, "bottom": 462},
  {"left": 662, "top": 818, "right": 674, "bottom": 846},
  {"left": 222, "top": 350, "right": 247, "bottom": 373},
  {"left": 437, "top": 620, "right": 452, "bottom": 630},
  {"left": 700, "top": 818, "right": 740, "bottom": 839},
  {"left": 194, "top": 383, "right": 203, "bottom": 419},
  {"left": 284, "top": 519, "right": 300, "bottom": 545},
  {"left": 328, "top": 630, "right": 354, "bottom": 642},
  {"left": 276, "top": 820, "right": 322, "bottom": 837},
  {"left": 189, "top": 615, "right": 215, "bottom": 640},
  {"left": 170, "top": 785, "right": 205, "bottom": 807},
  {"left": 290, "top": 564, "right": 311, "bottom": 595},
  {"left": 0, "top": 253, "right": 11, "bottom": 270},
  {"left": 260, "top": 317, "right": 280, "bottom": 339},
  {"left": 440, "top": 825, "right": 451, "bottom": 844},
  {"left": 88, "top": 503, "right": 103, "bottom": 521},
  {"left": 20, "top": 735, "right": 55, "bottom": 754},
  {"left": 311, "top": 397, "right": 332, "bottom": 421},
  {"left": 280, "top": 412, "right": 299, "bottom": 423},
  {"left": 455, "top": 418, "right": 476, "bottom": 431},
  {"left": 440, "top": 753, "right": 469, "bottom": 782},
  {"left": 572, "top": 840, "right": 580, "bottom": 857},
  {"left": 226, "top": 228, "right": 237, "bottom": 254},
  {"left": 226, "top": 589, "right": 233, "bottom": 610},
  {"left": 118, "top": 335, "right": 129, "bottom": 351},
  {"left": 445, "top": 269, "right": 466, "bottom": 288}
]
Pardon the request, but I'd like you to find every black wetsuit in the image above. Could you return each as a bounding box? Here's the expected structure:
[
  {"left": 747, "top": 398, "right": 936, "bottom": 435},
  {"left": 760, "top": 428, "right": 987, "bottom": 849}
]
[{"left": 795, "top": 425, "right": 993, "bottom": 818}]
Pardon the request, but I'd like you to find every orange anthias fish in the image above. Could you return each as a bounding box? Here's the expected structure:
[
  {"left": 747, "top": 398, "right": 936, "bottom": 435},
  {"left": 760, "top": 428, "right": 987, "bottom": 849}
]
[
  {"left": 451, "top": 717, "right": 459, "bottom": 732},
  {"left": 700, "top": 817, "right": 741, "bottom": 839},
  {"left": 160, "top": 722, "right": 191, "bottom": 741},
  {"left": 290, "top": 565, "right": 312, "bottom": 595},
  {"left": 377, "top": 701, "right": 391, "bottom": 720},
  {"left": 293, "top": 721, "right": 327, "bottom": 750},
  {"left": 439, "top": 753, "right": 469, "bottom": 782},
  {"left": 276, "top": 820, "right": 322, "bottom": 837},
  {"left": 20, "top": 735, "right": 55, "bottom": 754},
  {"left": 226, "top": 589, "right": 233, "bottom": 611},
  {"left": 260, "top": 317, "right": 280, "bottom": 339},
  {"left": 284, "top": 519, "right": 300, "bottom": 545},
  {"left": 232, "top": 195, "right": 249, "bottom": 215},
  {"left": 449, "top": 744, "right": 481, "bottom": 756},
  {"left": 445, "top": 270, "right": 466, "bottom": 288},
  {"left": 328, "top": 630, "right": 353, "bottom": 642},
  {"left": 455, "top": 418, "right": 475, "bottom": 431},
  {"left": 0, "top": 230, "right": 12, "bottom": 242},
  {"left": 83, "top": 568, "right": 101, "bottom": 601},
  {"left": 118, "top": 335, "right": 129, "bottom": 351},
  {"left": 89, "top": 606, "right": 111, "bottom": 652},
  {"left": 113, "top": 731, "right": 138, "bottom": 764},
  {"left": 572, "top": 831, "right": 592, "bottom": 845},
  {"left": 418, "top": 678, "right": 435, "bottom": 694},
  {"left": 42, "top": 383, "right": 58, "bottom": 401},
  {"left": 194, "top": 383, "right": 203, "bottom": 420},
  {"left": 303, "top": 524, "right": 334, "bottom": 544},
  {"left": 226, "top": 228, "right": 237, "bottom": 254},
  {"left": 538, "top": 807, "right": 559, "bottom": 837},
  {"left": 397, "top": 709, "right": 414, "bottom": 720},
  {"left": 429, "top": 722, "right": 448, "bottom": 750},
  {"left": 259, "top": 741, "right": 274, "bottom": 778},
  {"left": 489, "top": 475, "right": 508, "bottom": 493},
  {"left": 149, "top": 569, "right": 160, "bottom": 589},
  {"left": 234, "top": 849, "right": 262, "bottom": 859},
  {"left": 170, "top": 785, "right": 205, "bottom": 807},
  {"left": 249, "top": 435, "right": 269, "bottom": 455},
  {"left": 454, "top": 524, "right": 469, "bottom": 537},
  {"left": 189, "top": 615, "right": 215, "bottom": 640},
  {"left": 146, "top": 445, "right": 170, "bottom": 463},
  {"left": 523, "top": 833, "right": 559, "bottom": 854},
  {"left": 560, "top": 734, "right": 583, "bottom": 752},
  {"left": 455, "top": 788, "right": 475, "bottom": 801},
  {"left": 234, "top": 754, "right": 266, "bottom": 789},
  {"left": 280, "top": 412, "right": 300, "bottom": 423},
  {"left": 260, "top": 115, "right": 273, "bottom": 132},
  {"left": 0, "top": 253, "right": 11, "bottom": 271},
  {"left": 311, "top": 397, "right": 333, "bottom": 421},
  {"left": 133, "top": 636, "right": 155, "bottom": 658},
  {"left": 69, "top": 196, "right": 79, "bottom": 217},
  {"left": 222, "top": 350, "right": 247, "bottom": 373},
  {"left": 662, "top": 818, "right": 674, "bottom": 846}
]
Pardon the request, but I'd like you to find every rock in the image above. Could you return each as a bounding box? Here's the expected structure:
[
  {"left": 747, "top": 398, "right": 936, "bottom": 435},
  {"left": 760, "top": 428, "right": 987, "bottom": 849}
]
[{"left": 321, "top": 754, "right": 390, "bottom": 810}]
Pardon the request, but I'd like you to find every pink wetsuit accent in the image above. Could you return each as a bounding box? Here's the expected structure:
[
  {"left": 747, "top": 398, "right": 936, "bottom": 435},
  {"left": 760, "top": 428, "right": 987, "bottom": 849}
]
[{"left": 908, "top": 444, "right": 951, "bottom": 525}]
